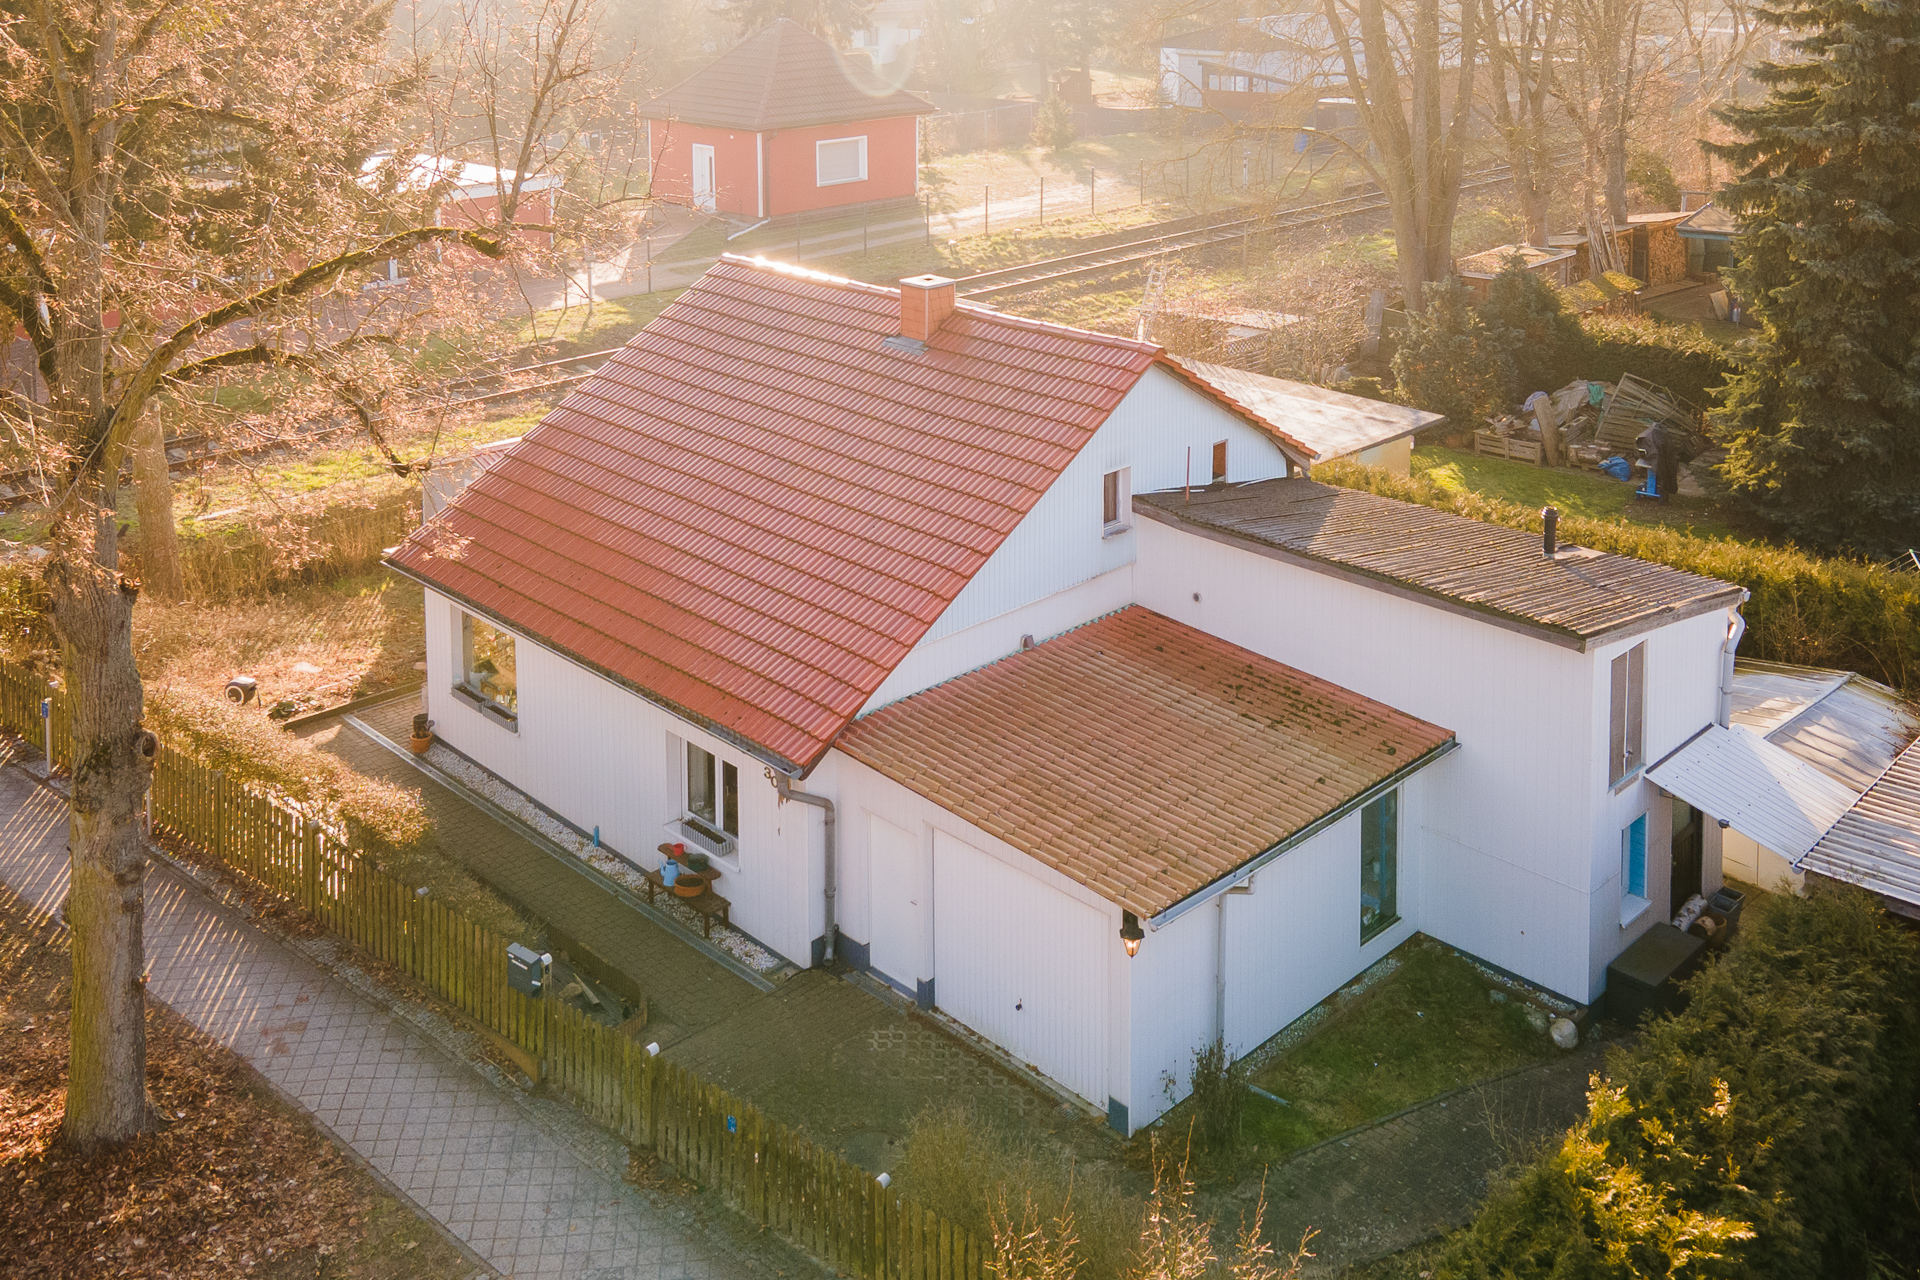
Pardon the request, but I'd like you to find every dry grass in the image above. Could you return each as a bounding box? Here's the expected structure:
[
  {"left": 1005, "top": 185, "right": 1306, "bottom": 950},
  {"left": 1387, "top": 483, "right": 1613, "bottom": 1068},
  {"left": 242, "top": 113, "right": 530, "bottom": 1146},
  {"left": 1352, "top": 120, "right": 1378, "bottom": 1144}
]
[
  {"left": 902, "top": 1101, "right": 1142, "bottom": 1280},
  {"left": 0, "top": 875, "right": 473, "bottom": 1279}
]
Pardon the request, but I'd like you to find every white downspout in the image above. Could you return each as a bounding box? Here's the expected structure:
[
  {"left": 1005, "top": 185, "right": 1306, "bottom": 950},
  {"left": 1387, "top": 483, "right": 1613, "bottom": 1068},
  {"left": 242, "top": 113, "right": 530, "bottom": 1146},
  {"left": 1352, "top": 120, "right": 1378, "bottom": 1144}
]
[
  {"left": 1214, "top": 883, "right": 1253, "bottom": 1046},
  {"left": 770, "top": 770, "right": 837, "bottom": 964},
  {"left": 1717, "top": 601, "right": 1749, "bottom": 728}
]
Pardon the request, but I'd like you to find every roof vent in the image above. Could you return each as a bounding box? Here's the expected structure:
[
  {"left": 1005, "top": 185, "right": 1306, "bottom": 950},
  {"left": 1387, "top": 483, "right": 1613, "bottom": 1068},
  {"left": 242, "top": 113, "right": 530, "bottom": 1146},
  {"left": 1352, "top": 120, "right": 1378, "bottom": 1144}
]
[
  {"left": 1542, "top": 505, "right": 1559, "bottom": 557},
  {"left": 898, "top": 274, "right": 956, "bottom": 343}
]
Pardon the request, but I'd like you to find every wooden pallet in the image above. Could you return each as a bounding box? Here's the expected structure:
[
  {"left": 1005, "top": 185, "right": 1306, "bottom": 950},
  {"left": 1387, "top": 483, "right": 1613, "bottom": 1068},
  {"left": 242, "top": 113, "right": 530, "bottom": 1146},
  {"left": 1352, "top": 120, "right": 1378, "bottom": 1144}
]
[{"left": 1474, "top": 430, "right": 1543, "bottom": 463}]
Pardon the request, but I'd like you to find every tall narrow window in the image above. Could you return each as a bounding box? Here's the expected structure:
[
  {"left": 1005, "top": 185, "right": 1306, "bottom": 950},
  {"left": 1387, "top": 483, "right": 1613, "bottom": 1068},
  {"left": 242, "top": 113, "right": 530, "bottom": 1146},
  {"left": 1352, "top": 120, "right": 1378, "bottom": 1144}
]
[
  {"left": 685, "top": 743, "right": 740, "bottom": 842},
  {"left": 1609, "top": 642, "right": 1646, "bottom": 785},
  {"left": 1360, "top": 790, "right": 1399, "bottom": 941},
  {"left": 1621, "top": 813, "right": 1648, "bottom": 915},
  {"left": 459, "top": 613, "right": 518, "bottom": 719},
  {"left": 1211, "top": 440, "right": 1228, "bottom": 483},
  {"left": 1102, "top": 467, "right": 1129, "bottom": 533}
]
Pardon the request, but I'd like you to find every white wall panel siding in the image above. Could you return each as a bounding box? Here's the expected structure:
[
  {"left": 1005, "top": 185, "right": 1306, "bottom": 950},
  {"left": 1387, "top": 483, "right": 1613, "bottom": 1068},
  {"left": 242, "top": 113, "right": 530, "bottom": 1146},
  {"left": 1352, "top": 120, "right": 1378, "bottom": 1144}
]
[
  {"left": 424, "top": 589, "right": 815, "bottom": 965},
  {"left": 926, "top": 366, "right": 1293, "bottom": 646},
  {"left": 933, "top": 830, "right": 1109, "bottom": 1103},
  {"left": 868, "top": 812, "right": 931, "bottom": 992}
]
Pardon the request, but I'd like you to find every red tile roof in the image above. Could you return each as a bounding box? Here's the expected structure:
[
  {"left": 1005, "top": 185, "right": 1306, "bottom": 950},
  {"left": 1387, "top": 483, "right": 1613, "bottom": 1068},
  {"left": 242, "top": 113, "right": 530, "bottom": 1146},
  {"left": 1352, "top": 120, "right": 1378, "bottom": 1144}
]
[
  {"left": 388, "top": 256, "right": 1163, "bottom": 773},
  {"left": 638, "top": 19, "right": 935, "bottom": 131},
  {"left": 836, "top": 607, "right": 1456, "bottom": 918}
]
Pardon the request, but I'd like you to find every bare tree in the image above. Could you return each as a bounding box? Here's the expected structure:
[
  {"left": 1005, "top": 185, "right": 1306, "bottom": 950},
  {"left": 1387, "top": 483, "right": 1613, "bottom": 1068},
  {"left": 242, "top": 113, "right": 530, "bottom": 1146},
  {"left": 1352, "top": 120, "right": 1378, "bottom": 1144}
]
[
  {"left": 1555, "top": 0, "right": 1648, "bottom": 225},
  {"left": 1319, "top": 0, "right": 1485, "bottom": 309},
  {"left": 0, "top": 0, "right": 505, "bottom": 1152},
  {"left": 1656, "top": 0, "right": 1765, "bottom": 188},
  {"left": 1481, "top": 0, "right": 1562, "bottom": 243}
]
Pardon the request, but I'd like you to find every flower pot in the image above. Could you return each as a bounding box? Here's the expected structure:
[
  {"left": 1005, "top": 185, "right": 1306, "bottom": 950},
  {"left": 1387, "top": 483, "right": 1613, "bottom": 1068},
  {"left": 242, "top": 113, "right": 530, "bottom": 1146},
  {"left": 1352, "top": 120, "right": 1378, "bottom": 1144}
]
[
  {"left": 408, "top": 732, "right": 433, "bottom": 755},
  {"left": 672, "top": 873, "right": 708, "bottom": 898},
  {"left": 683, "top": 851, "right": 711, "bottom": 874}
]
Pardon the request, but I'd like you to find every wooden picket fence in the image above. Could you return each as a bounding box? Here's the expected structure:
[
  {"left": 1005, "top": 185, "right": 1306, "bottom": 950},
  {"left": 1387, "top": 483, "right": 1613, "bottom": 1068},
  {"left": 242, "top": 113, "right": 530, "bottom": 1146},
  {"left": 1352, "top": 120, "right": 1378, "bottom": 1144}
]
[{"left": 0, "top": 658, "right": 987, "bottom": 1280}]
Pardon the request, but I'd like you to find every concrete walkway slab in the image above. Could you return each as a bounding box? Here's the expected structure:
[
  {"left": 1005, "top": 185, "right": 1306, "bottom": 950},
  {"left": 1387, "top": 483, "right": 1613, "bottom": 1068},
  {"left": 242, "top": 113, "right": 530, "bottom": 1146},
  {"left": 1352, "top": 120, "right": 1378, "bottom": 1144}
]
[{"left": 0, "top": 761, "right": 772, "bottom": 1280}]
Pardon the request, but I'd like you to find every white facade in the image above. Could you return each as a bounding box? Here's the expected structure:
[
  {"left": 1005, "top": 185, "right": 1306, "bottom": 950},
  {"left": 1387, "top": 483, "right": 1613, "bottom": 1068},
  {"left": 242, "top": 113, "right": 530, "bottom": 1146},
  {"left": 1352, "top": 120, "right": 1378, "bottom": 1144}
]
[{"left": 418, "top": 353, "right": 1742, "bottom": 1135}]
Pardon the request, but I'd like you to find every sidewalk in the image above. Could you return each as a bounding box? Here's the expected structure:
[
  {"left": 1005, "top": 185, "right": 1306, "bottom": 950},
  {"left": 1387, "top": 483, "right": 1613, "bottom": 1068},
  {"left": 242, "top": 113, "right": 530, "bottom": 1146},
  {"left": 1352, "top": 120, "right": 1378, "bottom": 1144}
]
[{"left": 0, "top": 758, "right": 781, "bottom": 1280}]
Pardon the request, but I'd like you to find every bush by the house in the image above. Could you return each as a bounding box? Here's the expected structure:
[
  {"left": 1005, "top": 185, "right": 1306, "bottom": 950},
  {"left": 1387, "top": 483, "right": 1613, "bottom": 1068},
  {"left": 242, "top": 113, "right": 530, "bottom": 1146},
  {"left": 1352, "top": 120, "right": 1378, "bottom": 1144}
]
[
  {"left": 1581, "top": 313, "right": 1736, "bottom": 409},
  {"left": 1436, "top": 883, "right": 1920, "bottom": 1278},
  {"left": 1393, "top": 281, "right": 1511, "bottom": 430},
  {"left": 1186, "top": 1037, "right": 1246, "bottom": 1160},
  {"left": 1316, "top": 459, "right": 1920, "bottom": 693},
  {"left": 1477, "top": 260, "right": 1588, "bottom": 400}
]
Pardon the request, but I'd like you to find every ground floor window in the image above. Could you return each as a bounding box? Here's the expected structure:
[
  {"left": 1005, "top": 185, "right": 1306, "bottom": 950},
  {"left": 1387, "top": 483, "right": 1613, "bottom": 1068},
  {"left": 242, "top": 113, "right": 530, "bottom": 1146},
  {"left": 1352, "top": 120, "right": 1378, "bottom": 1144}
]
[
  {"left": 686, "top": 742, "right": 739, "bottom": 843},
  {"left": 460, "top": 613, "right": 517, "bottom": 717},
  {"left": 1361, "top": 789, "right": 1398, "bottom": 940},
  {"left": 1621, "top": 812, "right": 1649, "bottom": 907}
]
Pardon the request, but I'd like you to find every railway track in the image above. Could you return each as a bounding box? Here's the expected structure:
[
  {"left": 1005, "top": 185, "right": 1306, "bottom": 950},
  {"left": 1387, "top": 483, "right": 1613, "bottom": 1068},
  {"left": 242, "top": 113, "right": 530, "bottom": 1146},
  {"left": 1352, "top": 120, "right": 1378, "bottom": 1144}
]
[{"left": 954, "top": 162, "right": 1528, "bottom": 300}]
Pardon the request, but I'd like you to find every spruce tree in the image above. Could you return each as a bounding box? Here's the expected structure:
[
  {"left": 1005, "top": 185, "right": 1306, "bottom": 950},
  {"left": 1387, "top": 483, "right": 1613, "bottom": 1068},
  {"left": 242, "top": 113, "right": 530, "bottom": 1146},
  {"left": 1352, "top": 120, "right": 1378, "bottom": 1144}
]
[{"left": 1708, "top": 0, "right": 1920, "bottom": 556}]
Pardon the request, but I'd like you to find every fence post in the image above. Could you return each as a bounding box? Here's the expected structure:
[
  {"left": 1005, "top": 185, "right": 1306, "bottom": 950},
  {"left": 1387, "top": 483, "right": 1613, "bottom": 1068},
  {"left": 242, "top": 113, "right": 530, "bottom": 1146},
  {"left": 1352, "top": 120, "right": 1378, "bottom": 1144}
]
[
  {"left": 1038, "top": 177, "right": 1044, "bottom": 228},
  {"left": 983, "top": 186, "right": 989, "bottom": 237}
]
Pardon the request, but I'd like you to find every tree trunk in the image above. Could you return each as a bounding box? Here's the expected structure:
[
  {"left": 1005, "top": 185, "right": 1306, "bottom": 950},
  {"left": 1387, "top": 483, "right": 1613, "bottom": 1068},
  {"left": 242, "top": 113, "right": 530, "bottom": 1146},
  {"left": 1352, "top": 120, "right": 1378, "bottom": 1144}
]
[
  {"left": 50, "top": 527, "right": 158, "bottom": 1154},
  {"left": 131, "top": 413, "right": 181, "bottom": 602}
]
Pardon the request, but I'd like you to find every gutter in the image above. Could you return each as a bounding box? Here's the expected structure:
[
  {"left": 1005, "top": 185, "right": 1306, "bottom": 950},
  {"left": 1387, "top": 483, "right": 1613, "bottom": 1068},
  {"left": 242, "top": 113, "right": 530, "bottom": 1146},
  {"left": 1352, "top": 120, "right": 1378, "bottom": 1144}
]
[
  {"left": 1148, "top": 737, "right": 1460, "bottom": 931},
  {"left": 769, "top": 770, "right": 837, "bottom": 965}
]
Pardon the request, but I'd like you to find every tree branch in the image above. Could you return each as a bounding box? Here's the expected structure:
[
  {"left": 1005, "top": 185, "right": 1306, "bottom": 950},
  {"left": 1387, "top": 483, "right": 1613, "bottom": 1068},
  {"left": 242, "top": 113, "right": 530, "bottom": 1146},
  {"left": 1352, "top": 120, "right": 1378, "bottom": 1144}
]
[
  {"left": 68, "top": 225, "right": 506, "bottom": 508},
  {"left": 0, "top": 277, "right": 58, "bottom": 383},
  {"left": 118, "top": 97, "right": 273, "bottom": 132}
]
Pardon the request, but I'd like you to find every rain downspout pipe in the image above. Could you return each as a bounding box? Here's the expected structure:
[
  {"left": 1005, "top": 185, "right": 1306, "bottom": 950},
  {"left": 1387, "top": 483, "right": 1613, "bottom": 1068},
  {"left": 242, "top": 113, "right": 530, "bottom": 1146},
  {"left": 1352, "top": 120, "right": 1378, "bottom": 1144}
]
[
  {"left": 1718, "top": 601, "right": 1749, "bottom": 728},
  {"left": 770, "top": 770, "right": 837, "bottom": 965}
]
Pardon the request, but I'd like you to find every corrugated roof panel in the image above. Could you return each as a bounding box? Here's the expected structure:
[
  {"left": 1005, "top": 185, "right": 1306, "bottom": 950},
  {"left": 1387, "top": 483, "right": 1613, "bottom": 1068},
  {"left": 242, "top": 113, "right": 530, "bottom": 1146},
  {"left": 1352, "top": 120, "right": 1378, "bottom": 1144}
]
[
  {"left": 390, "top": 256, "right": 1161, "bottom": 771},
  {"left": 836, "top": 607, "right": 1454, "bottom": 918},
  {"left": 1801, "top": 739, "right": 1920, "bottom": 908},
  {"left": 1647, "top": 724, "right": 1861, "bottom": 860}
]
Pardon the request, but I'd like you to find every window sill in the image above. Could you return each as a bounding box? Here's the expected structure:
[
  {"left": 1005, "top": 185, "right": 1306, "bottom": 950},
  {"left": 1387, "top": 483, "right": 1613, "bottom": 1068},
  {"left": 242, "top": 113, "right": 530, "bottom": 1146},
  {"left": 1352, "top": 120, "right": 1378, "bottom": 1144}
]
[
  {"left": 451, "top": 683, "right": 518, "bottom": 731},
  {"left": 1361, "top": 914, "right": 1401, "bottom": 945},
  {"left": 664, "top": 818, "right": 740, "bottom": 872},
  {"left": 1610, "top": 768, "right": 1645, "bottom": 795},
  {"left": 1101, "top": 522, "right": 1132, "bottom": 540},
  {"left": 1620, "top": 894, "right": 1652, "bottom": 928}
]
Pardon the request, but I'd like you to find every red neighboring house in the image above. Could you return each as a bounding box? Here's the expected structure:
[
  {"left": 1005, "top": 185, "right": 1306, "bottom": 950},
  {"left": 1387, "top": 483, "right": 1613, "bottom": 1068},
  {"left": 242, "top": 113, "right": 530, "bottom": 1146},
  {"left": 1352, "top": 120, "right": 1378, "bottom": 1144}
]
[{"left": 641, "top": 19, "right": 935, "bottom": 220}]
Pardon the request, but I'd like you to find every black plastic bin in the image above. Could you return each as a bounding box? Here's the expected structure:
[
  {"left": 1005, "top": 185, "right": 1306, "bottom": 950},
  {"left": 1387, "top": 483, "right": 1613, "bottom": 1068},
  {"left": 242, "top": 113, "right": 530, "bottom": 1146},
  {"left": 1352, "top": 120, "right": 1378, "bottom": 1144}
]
[{"left": 1606, "top": 923, "right": 1707, "bottom": 1026}]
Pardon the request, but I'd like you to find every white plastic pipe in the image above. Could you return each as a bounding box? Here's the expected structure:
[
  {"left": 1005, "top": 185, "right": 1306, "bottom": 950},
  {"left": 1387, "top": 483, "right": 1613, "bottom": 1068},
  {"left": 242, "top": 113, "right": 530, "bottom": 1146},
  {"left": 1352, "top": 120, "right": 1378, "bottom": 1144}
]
[{"left": 1718, "top": 608, "right": 1748, "bottom": 728}]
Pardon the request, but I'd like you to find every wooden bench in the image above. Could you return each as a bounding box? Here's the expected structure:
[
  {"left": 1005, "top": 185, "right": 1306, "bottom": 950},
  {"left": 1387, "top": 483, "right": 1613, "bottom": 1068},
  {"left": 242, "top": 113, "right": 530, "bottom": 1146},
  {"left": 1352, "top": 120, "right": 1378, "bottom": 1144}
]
[{"left": 641, "top": 861, "right": 732, "bottom": 938}]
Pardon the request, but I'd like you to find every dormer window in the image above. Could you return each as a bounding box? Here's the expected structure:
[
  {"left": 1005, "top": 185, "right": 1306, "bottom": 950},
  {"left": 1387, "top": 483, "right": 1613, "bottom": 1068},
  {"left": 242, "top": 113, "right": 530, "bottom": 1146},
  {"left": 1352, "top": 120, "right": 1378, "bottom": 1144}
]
[{"left": 1102, "top": 467, "right": 1131, "bottom": 536}]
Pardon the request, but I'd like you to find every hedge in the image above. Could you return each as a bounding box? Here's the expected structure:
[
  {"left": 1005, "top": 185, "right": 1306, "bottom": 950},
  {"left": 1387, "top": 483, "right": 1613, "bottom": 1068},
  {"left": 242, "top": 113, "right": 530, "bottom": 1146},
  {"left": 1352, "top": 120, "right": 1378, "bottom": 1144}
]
[
  {"left": 1581, "top": 313, "right": 1738, "bottom": 408},
  {"left": 1437, "top": 883, "right": 1920, "bottom": 1278},
  {"left": 1316, "top": 459, "right": 1920, "bottom": 692}
]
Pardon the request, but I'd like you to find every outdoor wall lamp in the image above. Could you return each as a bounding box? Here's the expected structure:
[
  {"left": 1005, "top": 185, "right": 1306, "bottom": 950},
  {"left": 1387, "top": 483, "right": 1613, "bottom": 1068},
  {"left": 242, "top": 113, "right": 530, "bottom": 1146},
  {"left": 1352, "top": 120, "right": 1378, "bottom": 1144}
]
[{"left": 1120, "top": 911, "right": 1144, "bottom": 958}]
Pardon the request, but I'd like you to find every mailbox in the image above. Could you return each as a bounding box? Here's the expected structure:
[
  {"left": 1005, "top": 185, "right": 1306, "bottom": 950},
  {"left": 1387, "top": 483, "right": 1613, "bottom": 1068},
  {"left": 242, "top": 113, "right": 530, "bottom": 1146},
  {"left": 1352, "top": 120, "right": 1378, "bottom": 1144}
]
[{"left": 507, "top": 943, "right": 551, "bottom": 997}]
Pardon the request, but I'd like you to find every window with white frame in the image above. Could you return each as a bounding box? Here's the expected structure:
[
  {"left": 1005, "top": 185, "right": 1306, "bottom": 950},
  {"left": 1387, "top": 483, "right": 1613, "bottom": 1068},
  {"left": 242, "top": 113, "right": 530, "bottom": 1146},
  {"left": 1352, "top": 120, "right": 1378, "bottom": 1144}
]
[
  {"left": 458, "top": 613, "right": 518, "bottom": 720},
  {"left": 1620, "top": 812, "right": 1649, "bottom": 923},
  {"left": 1608, "top": 641, "right": 1646, "bottom": 786},
  {"left": 816, "top": 136, "right": 867, "bottom": 186},
  {"left": 1102, "top": 467, "right": 1131, "bottom": 535},
  {"left": 685, "top": 741, "right": 739, "bottom": 845},
  {"left": 1360, "top": 789, "right": 1399, "bottom": 941}
]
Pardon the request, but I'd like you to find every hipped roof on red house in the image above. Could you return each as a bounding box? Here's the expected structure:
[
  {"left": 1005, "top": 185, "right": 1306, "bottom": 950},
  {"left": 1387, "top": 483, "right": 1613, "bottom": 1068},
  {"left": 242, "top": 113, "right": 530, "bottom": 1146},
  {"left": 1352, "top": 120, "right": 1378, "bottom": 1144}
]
[
  {"left": 388, "top": 256, "right": 1305, "bottom": 774},
  {"left": 638, "top": 18, "right": 935, "bottom": 132}
]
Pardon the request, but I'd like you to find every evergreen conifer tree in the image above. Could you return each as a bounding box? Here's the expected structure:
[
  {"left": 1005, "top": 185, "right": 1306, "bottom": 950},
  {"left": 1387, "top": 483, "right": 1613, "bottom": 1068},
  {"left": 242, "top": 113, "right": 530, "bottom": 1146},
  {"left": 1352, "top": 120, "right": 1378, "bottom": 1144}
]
[{"left": 1708, "top": 0, "right": 1920, "bottom": 555}]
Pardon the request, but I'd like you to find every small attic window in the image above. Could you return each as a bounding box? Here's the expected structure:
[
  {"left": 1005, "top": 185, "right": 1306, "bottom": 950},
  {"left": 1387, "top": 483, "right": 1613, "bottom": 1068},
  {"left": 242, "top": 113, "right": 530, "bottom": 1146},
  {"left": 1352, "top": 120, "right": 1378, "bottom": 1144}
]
[
  {"left": 1102, "top": 467, "right": 1131, "bottom": 536},
  {"left": 1212, "top": 440, "right": 1228, "bottom": 483}
]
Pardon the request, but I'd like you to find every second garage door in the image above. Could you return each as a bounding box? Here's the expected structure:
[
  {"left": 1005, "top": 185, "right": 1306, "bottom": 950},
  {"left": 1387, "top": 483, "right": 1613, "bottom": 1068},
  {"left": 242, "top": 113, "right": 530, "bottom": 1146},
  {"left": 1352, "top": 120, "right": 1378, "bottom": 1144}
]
[{"left": 931, "top": 829, "right": 1109, "bottom": 1105}]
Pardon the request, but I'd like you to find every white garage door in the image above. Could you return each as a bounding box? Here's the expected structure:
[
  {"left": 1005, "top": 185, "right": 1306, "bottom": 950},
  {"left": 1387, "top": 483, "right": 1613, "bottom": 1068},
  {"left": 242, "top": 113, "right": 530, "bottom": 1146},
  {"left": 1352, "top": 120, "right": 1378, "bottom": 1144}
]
[{"left": 932, "top": 830, "right": 1109, "bottom": 1104}]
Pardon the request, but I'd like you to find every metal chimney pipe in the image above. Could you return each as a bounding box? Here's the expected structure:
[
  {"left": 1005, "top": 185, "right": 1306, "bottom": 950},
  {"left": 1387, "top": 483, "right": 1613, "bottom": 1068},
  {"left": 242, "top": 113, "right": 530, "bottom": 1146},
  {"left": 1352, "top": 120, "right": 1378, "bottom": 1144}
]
[{"left": 1542, "top": 505, "right": 1559, "bottom": 557}]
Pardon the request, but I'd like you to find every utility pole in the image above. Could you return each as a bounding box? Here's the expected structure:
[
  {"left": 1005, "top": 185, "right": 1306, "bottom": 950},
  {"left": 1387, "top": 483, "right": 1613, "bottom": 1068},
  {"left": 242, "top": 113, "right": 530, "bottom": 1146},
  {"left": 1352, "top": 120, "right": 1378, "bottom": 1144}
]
[
  {"left": 1090, "top": 169, "right": 1096, "bottom": 216},
  {"left": 1039, "top": 177, "right": 1045, "bottom": 227}
]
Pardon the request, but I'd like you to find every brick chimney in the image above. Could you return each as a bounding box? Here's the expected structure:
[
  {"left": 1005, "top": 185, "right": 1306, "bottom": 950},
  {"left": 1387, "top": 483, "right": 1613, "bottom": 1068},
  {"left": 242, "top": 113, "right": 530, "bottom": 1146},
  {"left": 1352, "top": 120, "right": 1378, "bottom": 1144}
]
[{"left": 899, "top": 275, "right": 956, "bottom": 342}]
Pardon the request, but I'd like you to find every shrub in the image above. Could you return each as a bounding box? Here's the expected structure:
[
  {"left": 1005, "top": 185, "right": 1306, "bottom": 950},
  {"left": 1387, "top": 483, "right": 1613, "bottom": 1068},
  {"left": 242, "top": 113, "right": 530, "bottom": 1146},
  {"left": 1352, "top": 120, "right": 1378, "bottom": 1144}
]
[
  {"left": 901, "top": 1102, "right": 1139, "bottom": 1280},
  {"left": 1478, "top": 259, "right": 1588, "bottom": 399},
  {"left": 1627, "top": 148, "right": 1681, "bottom": 211},
  {"left": 1581, "top": 313, "right": 1736, "bottom": 408},
  {"left": 1031, "top": 96, "right": 1076, "bottom": 153},
  {"left": 1393, "top": 280, "right": 1510, "bottom": 428},
  {"left": 1438, "top": 883, "right": 1920, "bottom": 1277},
  {"left": 1315, "top": 458, "right": 1920, "bottom": 692},
  {"left": 1187, "top": 1037, "right": 1246, "bottom": 1159}
]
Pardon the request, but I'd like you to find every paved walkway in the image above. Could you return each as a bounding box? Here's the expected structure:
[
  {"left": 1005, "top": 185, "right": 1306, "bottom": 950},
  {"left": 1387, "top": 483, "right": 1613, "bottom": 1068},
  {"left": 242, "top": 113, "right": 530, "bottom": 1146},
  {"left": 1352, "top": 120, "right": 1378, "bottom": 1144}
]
[
  {"left": 307, "top": 702, "right": 1075, "bottom": 1169},
  {"left": 0, "top": 759, "right": 778, "bottom": 1280},
  {"left": 1246, "top": 1039, "right": 1609, "bottom": 1274}
]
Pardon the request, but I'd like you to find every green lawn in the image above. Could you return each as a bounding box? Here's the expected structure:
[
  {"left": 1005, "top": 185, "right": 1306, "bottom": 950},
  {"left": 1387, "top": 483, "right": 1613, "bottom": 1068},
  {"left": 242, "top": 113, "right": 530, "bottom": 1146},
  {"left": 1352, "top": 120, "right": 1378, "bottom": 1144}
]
[
  {"left": 1240, "top": 940, "right": 1555, "bottom": 1159},
  {"left": 1412, "top": 445, "right": 1738, "bottom": 539}
]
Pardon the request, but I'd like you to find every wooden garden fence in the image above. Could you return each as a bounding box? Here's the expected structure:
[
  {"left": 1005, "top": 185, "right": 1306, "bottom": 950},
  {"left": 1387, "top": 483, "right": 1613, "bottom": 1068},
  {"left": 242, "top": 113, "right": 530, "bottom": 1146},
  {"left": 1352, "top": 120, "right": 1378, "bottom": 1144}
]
[{"left": 0, "top": 658, "right": 987, "bottom": 1280}]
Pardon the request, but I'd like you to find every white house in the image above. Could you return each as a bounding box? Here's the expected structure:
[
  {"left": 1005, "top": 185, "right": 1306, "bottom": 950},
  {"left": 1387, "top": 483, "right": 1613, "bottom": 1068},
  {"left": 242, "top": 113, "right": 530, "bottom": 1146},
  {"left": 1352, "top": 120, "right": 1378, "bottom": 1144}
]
[{"left": 387, "top": 255, "right": 1749, "bottom": 1133}]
